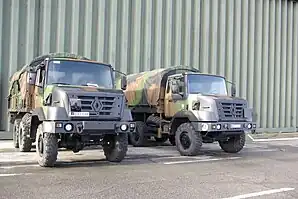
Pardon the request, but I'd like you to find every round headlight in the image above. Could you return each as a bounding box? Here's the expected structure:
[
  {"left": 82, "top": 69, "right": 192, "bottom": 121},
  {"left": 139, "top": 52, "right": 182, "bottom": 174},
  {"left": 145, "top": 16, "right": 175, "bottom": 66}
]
[
  {"left": 216, "top": 124, "right": 221, "bottom": 130},
  {"left": 201, "top": 123, "right": 208, "bottom": 131},
  {"left": 120, "top": 124, "right": 128, "bottom": 131},
  {"left": 247, "top": 124, "right": 252, "bottom": 129},
  {"left": 65, "top": 123, "right": 73, "bottom": 132}
]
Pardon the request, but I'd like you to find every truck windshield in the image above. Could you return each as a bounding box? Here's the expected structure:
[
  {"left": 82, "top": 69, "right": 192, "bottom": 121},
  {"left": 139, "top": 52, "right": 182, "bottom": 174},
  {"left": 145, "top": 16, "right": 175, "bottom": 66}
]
[
  {"left": 187, "top": 74, "right": 227, "bottom": 95},
  {"left": 46, "top": 60, "right": 113, "bottom": 88}
]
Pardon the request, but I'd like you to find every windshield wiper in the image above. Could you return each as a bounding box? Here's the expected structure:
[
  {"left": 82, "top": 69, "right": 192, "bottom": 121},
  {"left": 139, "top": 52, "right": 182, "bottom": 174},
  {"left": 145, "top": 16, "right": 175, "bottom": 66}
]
[
  {"left": 51, "top": 82, "right": 71, "bottom": 85},
  {"left": 81, "top": 83, "right": 100, "bottom": 87}
]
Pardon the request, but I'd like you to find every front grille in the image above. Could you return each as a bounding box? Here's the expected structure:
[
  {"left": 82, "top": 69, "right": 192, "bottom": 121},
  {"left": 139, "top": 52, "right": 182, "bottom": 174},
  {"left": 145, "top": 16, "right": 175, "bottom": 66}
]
[
  {"left": 216, "top": 100, "right": 246, "bottom": 121},
  {"left": 74, "top": 95, "right": 122, "bottom": 120},
  {"left": 78, "top": 96, "right": 115, "bottom": 116}
]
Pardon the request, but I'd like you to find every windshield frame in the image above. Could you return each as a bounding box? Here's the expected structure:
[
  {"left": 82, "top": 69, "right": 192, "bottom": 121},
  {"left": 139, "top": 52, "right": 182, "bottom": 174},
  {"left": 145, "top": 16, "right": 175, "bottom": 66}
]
[
  {"left": 44, "top": 59, "right": 114, "bottom": 88},
  {"left": 186, "top": 73, "right": 228, "bottom": 96}
]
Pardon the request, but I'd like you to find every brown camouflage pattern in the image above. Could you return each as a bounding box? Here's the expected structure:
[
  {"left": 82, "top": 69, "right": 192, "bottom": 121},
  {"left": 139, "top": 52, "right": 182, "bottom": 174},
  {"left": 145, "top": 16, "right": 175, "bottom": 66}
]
[
  {"left": 7, "top": 52, "right": 91, "bottom": 113},
  {"left": 124, "top": 65, "right": 199, "bottom": 112}
]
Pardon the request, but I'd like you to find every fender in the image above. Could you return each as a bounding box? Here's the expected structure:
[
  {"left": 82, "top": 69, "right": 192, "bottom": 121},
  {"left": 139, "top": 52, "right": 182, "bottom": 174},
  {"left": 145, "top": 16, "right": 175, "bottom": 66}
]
[
  {"left": 31, "top": 107, "right": 45, "bottom": 121},
  {"left": 121, "top": 108, "right": 133, "bottom": 121},
  {"left": 169, "top": 110, "right": 200, "bottom": 134},
  {"left": 171, "top": 110, "right": 199, "bottom": 123}
]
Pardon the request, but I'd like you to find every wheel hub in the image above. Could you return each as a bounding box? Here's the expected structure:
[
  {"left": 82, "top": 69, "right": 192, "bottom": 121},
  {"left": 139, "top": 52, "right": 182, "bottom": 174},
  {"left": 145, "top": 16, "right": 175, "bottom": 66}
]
[{"left": 180, "top": 132, "right": 191, "bottom": 149}]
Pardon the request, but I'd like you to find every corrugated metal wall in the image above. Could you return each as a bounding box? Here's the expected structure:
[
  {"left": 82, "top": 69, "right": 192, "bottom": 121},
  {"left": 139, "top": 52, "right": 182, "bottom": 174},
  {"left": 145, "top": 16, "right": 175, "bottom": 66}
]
[{"left": 0, "top": 0, "right": 297, "bottom": 132}]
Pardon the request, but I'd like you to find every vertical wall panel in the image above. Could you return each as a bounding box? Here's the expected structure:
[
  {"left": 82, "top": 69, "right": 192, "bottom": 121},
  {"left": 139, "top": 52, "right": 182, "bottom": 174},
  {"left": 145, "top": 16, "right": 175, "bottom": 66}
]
[{"left": 0, "top": 0, "right": 298, "bottom": 132}]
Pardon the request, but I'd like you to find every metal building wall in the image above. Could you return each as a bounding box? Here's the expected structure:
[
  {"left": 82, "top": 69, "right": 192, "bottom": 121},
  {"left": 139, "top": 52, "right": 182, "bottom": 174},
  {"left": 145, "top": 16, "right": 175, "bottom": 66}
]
[{"left": 0, "top": 0, "right": 297, "bottom": 132}]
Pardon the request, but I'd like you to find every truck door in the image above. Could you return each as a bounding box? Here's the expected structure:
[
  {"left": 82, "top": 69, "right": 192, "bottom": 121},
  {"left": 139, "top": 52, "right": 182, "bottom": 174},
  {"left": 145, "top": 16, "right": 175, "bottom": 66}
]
[{"left": 164, "top": 77, "right": 183, "bottom": 117}]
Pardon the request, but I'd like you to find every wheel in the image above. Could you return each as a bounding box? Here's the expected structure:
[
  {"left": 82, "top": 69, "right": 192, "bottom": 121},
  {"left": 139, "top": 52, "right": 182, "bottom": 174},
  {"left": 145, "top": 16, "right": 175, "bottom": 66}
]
[
  {"left": 128, "top": 121, "right": 147, "bottom": 147},
  {"left": 103, "top": 133, "right": 128, "bottom": 162},
  {"left": 36, "top": 124, "right": 58, "bottom": 167},
  {"left": 175, "top": 123, "right": 202, "bottom": 156},
  {"left": 218, "top": 132, "right": 246, "bottom": 153},
  {"left": 169, "top": 135, "right": 176, "bottom": 146},
  {"left": 12, "top": 119, "right": 21, "bottom": 148},
  {"left": 154, "top": 135, "right": 168, "bottom": 143},
  {"left": 18, "top": 114, "right": 33, "bottom": 152}
]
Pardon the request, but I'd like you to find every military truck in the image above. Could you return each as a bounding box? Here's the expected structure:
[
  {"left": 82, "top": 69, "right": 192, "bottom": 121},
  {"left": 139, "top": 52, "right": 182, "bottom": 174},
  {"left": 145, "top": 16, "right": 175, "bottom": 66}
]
[
  {"left": 7, "top": 52, "right": 136, "bottom": 167},
  {"left": 123, "top": 65, "right": 256, "bottom": 156}
]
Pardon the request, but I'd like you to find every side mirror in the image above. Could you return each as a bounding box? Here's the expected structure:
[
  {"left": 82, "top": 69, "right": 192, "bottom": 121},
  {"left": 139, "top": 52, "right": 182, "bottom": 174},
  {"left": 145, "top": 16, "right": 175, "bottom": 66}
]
[
  {"left": 231, "top": 85, "right": 236, "bottom": 97},
  {"left": 121, "top": 76, "right": 127, "bottom": 90},
  {"left": 171, "top": 93, "right": 183, "bottom": 100},
  {"left": 27, "top": 72, "right": 36, "bottom": 85}
]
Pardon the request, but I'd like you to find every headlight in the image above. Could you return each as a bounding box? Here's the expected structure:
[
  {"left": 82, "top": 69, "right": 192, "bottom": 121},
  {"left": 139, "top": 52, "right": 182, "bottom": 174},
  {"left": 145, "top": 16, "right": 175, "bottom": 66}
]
[
  {"left": 64, "top": 123, "right": 74, "bottom": 132},
  {"left": 120, "top": 124, "right": 128, "bottom": 131},
  {"left": 201, "top": 123, "right": 208, "bottom": 131}
]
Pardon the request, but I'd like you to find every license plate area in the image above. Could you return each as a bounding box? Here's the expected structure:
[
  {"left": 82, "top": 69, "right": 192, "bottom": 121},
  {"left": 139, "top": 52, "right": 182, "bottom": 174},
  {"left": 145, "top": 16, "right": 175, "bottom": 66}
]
[
  {"left": 230, "top": 124, "right": 242, "bottom": 129},
  {"left": 70, "top": 112, "right": 90, "bottom": 117}
]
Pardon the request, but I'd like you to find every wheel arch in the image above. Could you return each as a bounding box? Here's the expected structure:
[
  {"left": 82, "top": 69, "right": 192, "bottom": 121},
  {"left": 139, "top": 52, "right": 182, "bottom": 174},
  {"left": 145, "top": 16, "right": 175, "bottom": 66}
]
[{"left": 170, "top": 110, "right": 199, "bottom": 135}]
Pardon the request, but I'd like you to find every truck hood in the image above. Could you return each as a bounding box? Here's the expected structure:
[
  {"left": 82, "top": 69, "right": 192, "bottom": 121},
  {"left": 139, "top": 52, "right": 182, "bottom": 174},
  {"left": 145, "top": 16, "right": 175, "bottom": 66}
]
[{"left": 55, "top": 84, "right": 124, "bottom": 94}]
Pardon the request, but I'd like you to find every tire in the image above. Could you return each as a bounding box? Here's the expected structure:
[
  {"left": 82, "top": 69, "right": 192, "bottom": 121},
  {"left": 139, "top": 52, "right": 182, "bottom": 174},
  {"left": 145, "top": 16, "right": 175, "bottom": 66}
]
[
  {"left": 103, "top": 133, "right": 128, "bottom": 162},
  {"left": 12, "top": 119, "right": 21, "bottom": 148},
  {"left": 169, "top": 135, "right": 176, "bottom": 146},
  {"left": 128, "top": 121, "right": 147, "bottom": 147},
  {"left": 175, "top": 123, "right": 202, "bottom": 156},
  {"left": 18, "top": 114, "right": 33, "bottom": 152},
  {"left": 36, "top": 124, "right": 58, "bottom": 167},
  {"left": 218, "top": 132, "right": 246, "bottom": 153}
]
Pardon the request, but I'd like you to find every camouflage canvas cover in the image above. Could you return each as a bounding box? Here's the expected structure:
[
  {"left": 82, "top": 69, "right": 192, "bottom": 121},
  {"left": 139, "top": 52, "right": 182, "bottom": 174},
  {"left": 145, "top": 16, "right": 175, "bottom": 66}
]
[
  {"left": 124, "top": 65, "right": 200, "bottom": 110},
  {"left": 7, "top": 52, "right": 89, "bottom": 113}
]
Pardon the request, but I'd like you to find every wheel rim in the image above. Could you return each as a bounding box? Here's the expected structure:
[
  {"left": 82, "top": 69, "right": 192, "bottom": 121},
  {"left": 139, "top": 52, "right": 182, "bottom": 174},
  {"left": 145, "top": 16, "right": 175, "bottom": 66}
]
[
  {"left": 37, "top": 134, "right": 44, "bottom": 157},
  {"left": 180, "top": 132, "right": 191, "bottom": 149}
]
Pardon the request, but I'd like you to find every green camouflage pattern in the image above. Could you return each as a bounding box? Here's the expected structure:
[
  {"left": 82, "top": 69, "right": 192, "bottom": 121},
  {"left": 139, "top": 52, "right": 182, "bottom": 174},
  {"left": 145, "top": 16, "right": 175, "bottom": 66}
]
[
  {"left": 124, "top": 65, "right": 199, "bottom": 108},
  {"left": 7, "top": 52, "right": 91, "bottom": 113}
]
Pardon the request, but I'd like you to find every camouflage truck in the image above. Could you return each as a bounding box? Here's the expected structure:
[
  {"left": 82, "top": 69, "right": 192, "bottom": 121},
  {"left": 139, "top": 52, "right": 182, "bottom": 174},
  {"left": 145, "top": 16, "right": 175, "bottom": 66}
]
[
  {"left": 123, "top": 65, "right": 256, "bottom": 156},
  {"left": 7, "top": 52, "right": 136, "bottom": 167}
]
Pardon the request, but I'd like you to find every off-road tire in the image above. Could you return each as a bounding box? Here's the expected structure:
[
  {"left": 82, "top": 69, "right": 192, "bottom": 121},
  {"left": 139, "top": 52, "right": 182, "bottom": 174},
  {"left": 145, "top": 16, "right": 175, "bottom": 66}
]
[
  {"left": 175, "top": 123, "right": 202, "bottom": 156},
  {"left": 12, "top": 119, "right": 21, "bottom": 148},
  {"left": 169, "top": 135, "right": 176, "bottom": 146},
  {"left": 103, "top": 133, "right": 128, "bottom": 162},
  {"left": 36, "top": 124, "right": 58, "bottom": 167},
  {"left": 18, "top": 114, "right": 33, "bottom": 152},
  {"left": 129, "top": 121, "right": 147, "bottom": 147},
  {"left": 219, "top": 132, "right": 246, "bottom": 153}
]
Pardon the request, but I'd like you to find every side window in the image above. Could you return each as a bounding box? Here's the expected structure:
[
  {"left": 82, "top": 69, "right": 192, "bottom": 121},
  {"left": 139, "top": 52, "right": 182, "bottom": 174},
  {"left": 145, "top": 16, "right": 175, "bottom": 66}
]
[
  {"left": 35, "top": 68, "right": 45, "bottom": 86},
  {"left": 177, "top": 76, "right": 185, "bottom": 93},
  {"left": 166, "top": 78, "right": 171, "bottom": 93}
]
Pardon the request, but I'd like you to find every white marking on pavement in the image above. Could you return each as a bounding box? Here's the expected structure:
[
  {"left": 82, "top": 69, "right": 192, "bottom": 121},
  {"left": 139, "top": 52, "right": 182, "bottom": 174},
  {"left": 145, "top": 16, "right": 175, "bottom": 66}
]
[
  {"left": 247, "top": 134, "right": 255, "bottom": 141},
  {"left": 0, "top": 165, "right": 39, "bottom": 169},
  {"left": 247, "top": 134, "right": 298, "bottom": 142},
  {"left": 0, "top": 173, "right": 32, "bottom": 177},
  {"left": 163, "top": 157, "right": 241, "bottom": 165},
  {"left": 253, "top": 137, "right": 298, "bottom": 142},
  {"left": 221, "top": 187, "right": 295, "bottom": 199}
]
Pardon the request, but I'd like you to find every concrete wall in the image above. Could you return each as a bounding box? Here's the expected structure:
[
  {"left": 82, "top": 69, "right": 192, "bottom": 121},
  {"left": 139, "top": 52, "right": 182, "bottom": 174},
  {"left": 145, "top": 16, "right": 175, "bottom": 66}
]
[{"left": 0, "top": 0, "right": 298, "bottom": 132}]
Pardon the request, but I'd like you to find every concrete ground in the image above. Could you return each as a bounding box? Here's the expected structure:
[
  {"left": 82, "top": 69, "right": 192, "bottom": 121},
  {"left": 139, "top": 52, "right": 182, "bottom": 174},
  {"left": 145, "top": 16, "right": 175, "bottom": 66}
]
[{"left": 0, "top": 136, "right": 298, "bottom": 199}]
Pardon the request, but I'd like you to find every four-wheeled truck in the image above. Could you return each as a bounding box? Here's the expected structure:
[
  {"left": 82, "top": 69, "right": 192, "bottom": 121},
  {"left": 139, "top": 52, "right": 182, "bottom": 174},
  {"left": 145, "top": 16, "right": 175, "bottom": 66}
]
[
  {"left": 123, "top": 65, "right": 256, "bottom": 156},
  {"left": 7, "top": 52, "right": 136, "bottom": 167}
]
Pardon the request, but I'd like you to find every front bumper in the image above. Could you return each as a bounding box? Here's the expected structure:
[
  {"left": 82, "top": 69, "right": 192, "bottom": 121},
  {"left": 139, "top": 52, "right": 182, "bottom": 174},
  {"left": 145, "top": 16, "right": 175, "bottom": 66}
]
[
  {"left": 42, "top": 120, "right": 136, "bottom": 134},
  {"left": 193, "top": 121, "right": 257, "bottom": 132}
]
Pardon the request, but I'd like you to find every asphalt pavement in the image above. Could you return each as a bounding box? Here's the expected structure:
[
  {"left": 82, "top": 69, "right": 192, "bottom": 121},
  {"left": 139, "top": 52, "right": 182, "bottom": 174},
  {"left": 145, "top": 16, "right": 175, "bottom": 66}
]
[{"left": 0, "top": 136, "right": 298, "bottom": 199}]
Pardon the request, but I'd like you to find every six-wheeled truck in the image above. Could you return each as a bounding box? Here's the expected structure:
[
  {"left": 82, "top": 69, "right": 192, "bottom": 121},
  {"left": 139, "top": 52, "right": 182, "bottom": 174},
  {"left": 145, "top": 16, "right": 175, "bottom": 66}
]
[
  {"left": 123, "top": 65, "right": 256, "bottom": 156},
  {"left": 7, "top": 52, "right": 136, "bottom": 167}
]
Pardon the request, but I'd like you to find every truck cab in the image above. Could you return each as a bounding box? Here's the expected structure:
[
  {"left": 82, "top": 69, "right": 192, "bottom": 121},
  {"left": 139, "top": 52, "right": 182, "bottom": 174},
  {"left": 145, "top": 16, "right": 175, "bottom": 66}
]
[{"left": 8, "top": 53, "right": 135, "bottom": 167}]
